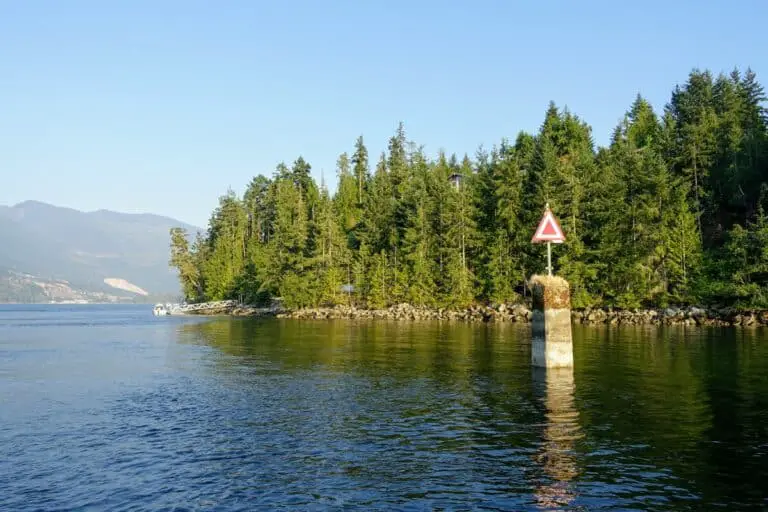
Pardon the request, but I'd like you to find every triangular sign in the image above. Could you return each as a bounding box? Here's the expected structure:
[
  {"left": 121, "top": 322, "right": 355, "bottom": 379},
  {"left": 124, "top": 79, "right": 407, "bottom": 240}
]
[{"left": 532, "top": 206, "right": 565, "bottom": 243}]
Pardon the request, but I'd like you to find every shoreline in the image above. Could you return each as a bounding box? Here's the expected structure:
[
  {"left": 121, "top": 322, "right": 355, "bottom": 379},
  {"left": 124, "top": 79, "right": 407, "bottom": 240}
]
[{"left": 176, "top": 301, "right": 768, "bottom": 327}]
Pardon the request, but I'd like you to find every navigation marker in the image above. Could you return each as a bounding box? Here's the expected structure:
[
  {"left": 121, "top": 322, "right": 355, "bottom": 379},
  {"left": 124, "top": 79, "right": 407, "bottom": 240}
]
[
  {"left": 532, "top": 204, "right": 565, "bottom": 244},
  {"left": 531, "top": 203, "right": 565, "bottom": 276}
]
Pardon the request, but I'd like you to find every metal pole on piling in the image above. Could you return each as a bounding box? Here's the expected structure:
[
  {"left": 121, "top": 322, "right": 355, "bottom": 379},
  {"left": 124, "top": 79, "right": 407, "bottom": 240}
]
[{"left": 547, "top": 242, "right": 552, "bottom": 276}]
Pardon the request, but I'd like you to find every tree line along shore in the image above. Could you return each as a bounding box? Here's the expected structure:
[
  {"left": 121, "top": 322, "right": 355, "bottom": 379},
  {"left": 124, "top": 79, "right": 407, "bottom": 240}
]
[{"left": 170, "top": 66, "right": 768, "bottom": 317}]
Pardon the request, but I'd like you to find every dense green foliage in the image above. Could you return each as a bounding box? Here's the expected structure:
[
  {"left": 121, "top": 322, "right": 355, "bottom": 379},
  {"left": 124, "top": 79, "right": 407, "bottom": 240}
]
[{"left": 171, "top": 68, "right": 768, "bottom": 309}]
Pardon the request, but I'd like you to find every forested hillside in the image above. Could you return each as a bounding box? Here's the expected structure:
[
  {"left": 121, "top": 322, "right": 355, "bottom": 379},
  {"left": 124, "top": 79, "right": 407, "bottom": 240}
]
[{"left": 170, "top": 68, "right": 768, "bottom": 309}]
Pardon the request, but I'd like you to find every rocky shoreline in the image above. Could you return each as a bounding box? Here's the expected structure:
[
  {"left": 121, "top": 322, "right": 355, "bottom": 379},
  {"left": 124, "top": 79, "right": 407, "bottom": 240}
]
[
  {"left": 176, "top": 300, "right": 768, "bottom": 327},
  {"left": 168, "top": 300, "right": 278, "bottom": 317},
  {"left": 277, "top": 303, "right": 764, "bottom": 327}
]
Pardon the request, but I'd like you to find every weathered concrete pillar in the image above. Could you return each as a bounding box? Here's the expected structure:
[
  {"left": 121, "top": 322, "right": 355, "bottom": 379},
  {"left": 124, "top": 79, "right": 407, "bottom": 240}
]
[{"left": 530, "top": 275, "right": 573, "bottom": 368}]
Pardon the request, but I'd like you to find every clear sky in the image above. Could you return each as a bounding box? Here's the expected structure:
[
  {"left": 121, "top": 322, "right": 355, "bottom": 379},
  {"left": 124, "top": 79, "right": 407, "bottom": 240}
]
[{"left": 1, "top": 0, "right": 766, "bottom": 228}]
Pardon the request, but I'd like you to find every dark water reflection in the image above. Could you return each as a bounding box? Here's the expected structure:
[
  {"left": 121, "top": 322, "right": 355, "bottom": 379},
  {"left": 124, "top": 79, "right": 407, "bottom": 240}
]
[{"left": 2, "top": 307, "right": 768, "bottom": 510}]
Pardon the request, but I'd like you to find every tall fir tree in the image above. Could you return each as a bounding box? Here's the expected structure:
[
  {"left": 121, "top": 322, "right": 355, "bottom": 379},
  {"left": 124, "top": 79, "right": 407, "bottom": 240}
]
[
  {"left": 202, "top": 190, "right": 248, "bottom": 300},
  {"left": 401, "top": 148, "right": 437, "bottom": 306},
  {"left": 352, "top": 135, "right": 370, "bottom": 206},
  {"left": 169, "top": 227, "right": 204, "bottom": 302},
  {"left": 334, "top": 152, "right": 359, "bottom": 233},
  {"left": 441, "top": 155, "right": 478, "bottom": 307},
  {"left": 312, "top": 179, "right": 349, "bottom": 305}
]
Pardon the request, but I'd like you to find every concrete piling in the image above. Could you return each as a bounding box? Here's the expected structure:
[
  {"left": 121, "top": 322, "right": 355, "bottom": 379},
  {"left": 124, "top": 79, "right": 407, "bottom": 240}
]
[{"left": 530, "top": 274, "right": 573, "bottom": 368}]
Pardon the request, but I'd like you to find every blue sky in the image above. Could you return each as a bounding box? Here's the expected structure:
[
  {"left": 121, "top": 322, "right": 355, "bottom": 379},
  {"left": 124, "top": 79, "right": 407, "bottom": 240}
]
[{"left": 1, "top": 0, "right": 766, "bottom": 228}]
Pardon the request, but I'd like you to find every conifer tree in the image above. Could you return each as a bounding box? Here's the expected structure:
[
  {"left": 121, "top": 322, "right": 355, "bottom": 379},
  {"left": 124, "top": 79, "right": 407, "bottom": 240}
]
[
  {"left": 334, "top": 152, "right": 359, "bottom": 233},
  {"left": 360, "top": 152, "right": 395, "bottom": 256},
  {"left": 598, "top": 100, "right": 663, "bottom": 306},
  {"left": 367, "top": 250, "right": 389, "bottom": 308},
  {"left": 352, "top": 242, "right": 370, "bottom": 305},
  {"left": 662, "top": 179, "right": 702, "bottom": 302},
  {"left": 313, "top": 179, "right": 349, "bottom": 305},
  {"left": 267, "top": 178, "right": 312, "bottom": 307},
  {"left": 352, "top": 135, "right": 370, "bottom": 206},
  {"left": 169, "top": 227, "right": 203, "bottom": 302},
  {"left": 666, "top": 70, "right": 719, "bottom": 242},
  {"left": 401, "top": 148, "right": 437, "bottom": 305},
  {"left": 486, "top": 141, "right": 525, "bottom": 303},
  {"left": 441, "top": 155, "right": 478, "bottom": 307},
  {"left": 470, "top": 146, "right": 496, "bottom": 300},
  {"left": 202, "top": 190, "right": 247, "bottom": 300}
]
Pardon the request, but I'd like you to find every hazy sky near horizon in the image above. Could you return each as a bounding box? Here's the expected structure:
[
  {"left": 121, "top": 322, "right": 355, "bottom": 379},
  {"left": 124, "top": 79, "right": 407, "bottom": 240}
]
[{"left": 2, "top": 0, "right": 766, "bottom": 228}]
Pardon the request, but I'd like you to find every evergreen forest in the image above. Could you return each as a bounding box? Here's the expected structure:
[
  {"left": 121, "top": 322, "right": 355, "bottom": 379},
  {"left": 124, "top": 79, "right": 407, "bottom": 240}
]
[{"left": 170, "top": 68, "right": 768, "bottom": 310}]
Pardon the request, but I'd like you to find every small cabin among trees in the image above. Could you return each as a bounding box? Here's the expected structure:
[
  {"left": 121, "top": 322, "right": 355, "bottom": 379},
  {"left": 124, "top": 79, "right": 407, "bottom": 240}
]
[{"left": 449, "top": 172, "right": 464, "bottom": 190}]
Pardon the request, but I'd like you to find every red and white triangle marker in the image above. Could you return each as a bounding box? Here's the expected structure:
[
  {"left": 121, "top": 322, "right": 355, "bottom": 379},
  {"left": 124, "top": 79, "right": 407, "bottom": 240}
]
[{"left": 532, "top": 204, "right": 565, "bottom": 244}]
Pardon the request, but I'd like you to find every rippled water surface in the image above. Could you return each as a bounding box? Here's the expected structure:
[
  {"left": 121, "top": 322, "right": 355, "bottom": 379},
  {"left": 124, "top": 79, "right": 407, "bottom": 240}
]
[{"left": 2, "top": 305, "right": 768, "bottom": 510}]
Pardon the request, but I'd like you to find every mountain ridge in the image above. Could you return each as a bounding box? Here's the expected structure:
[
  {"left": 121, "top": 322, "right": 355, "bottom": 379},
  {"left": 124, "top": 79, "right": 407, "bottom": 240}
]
[
  {"left": 0, "top": 200, "right": 202, "bottom": 300},
  {"left": 4, "top": 200, "right": 196, "bottom": 225}
]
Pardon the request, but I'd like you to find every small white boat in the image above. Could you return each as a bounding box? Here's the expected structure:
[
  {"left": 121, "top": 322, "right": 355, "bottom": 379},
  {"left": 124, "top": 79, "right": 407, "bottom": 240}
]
[{"left": 153, "top": 303, "right": 169, "bottom": 316}]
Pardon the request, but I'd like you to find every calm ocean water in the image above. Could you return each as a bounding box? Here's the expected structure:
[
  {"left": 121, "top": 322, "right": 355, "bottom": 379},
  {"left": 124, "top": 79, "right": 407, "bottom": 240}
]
[{"left": 1, "top": 304, "right": 767, "bottom": 510}]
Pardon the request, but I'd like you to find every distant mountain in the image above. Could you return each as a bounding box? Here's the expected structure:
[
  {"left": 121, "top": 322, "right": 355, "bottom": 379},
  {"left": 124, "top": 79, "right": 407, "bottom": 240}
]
[
  {"left": 0, "top": 269, "right": 178, "bottom": 304},
  {"left": 0, "top": 201, "right": 202, "bottom": 301}
]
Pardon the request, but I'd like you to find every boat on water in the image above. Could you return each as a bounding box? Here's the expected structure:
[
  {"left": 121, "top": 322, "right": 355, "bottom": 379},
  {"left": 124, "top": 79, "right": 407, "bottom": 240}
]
[{"left": 153, "top": 303, "right": 169, "bottom": 316}]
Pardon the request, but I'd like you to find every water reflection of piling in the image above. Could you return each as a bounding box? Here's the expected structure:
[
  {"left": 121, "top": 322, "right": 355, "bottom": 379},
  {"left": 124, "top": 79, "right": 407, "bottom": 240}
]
[{"left": 533, "top": 366, "right": 583, "bottom": 509}]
